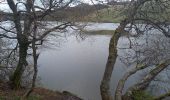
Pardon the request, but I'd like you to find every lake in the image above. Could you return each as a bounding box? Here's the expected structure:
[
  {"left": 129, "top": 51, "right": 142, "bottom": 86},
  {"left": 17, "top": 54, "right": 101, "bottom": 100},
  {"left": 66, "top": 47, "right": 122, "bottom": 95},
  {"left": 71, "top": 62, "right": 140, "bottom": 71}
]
[
  {"left": 37, "top": 23, "right": 160, "bottom": 100},
  {"left": 0, "top": 21, "right": 169, "bottom": 100}
]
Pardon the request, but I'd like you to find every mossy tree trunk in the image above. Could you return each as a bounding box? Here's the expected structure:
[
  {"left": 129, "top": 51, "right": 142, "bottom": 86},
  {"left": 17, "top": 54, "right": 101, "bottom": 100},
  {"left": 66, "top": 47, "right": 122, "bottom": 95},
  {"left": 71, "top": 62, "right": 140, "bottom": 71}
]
[
  {"left": 100, "top": 20, "right": 129, "bottom": 100},
  {"left": 115, "top": 64, "right": 147, "bottom": 100},
  {"left": 100, "top": 31, "right": 120, "bottom": 100},
  {"left": 10, "top": 39, "right": 29, "bottom": 89},
  {"left": 7, "top": 0, "right": 32, "bottom": 89},
  {"left": 123, "top": 60, "right": 170, "bottom": 99},
  {"left": 100, "top": 0, "right": 151, "bottom": 99}
]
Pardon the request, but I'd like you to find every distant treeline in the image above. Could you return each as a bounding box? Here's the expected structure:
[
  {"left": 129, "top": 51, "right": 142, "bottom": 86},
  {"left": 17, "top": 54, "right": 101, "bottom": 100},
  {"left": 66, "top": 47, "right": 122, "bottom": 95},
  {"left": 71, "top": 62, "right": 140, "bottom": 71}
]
[
  {"left": 40, "top": 3, "right": 109, "bottom": 21},
  {"left": 0, "top": 3, "right": 109, "bottom": 21},
  {"left": 0, "top": 1, "right": 130, "bottom": 21}
]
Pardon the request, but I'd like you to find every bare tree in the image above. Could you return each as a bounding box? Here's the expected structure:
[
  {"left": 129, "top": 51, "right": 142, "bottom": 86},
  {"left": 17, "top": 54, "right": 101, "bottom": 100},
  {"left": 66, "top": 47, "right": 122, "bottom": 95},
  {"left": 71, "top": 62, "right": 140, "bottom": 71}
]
[
  {"left": 0, "top": 0, "right": 75, "bottom": 89},
  {"left": 100, "top": 0, "right": 170, "bottom": 100}
]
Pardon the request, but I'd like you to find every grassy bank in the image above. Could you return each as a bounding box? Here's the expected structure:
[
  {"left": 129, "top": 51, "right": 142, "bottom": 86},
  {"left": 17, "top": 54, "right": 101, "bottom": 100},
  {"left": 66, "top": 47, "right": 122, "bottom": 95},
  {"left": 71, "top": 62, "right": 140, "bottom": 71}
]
[
  {"left": 81, "top": 7, "right": 125, "bottom": 23},
  {"left": 81, "top": 30, "right": 115, "bottom": 35}
]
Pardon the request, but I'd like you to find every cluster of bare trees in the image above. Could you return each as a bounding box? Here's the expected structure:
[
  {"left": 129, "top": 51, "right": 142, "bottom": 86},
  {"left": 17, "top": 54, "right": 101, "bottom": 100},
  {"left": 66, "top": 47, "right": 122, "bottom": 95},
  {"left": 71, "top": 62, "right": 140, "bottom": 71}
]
[
  {"left": 0, "top": 0, "right": 170, "bottom": 100},
  {"left": 100, "top": 0, "right": 170, "bottom": 100},
  {"left": 0, "top": 0, "right": 75, "bottom": 95}
]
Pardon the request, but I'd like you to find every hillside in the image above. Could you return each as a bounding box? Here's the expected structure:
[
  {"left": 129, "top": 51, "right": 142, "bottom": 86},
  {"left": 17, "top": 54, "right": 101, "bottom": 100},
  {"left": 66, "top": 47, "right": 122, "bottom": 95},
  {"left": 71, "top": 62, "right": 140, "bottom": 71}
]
[
  {"left": 0, "top": 4, "right": 124, "bottom": 23},
  {"left": 81, "top": 6, "right": 125, "bottom": 23},
  {"left": 43, "top": 3, "right": 109, "bottom": 21}
]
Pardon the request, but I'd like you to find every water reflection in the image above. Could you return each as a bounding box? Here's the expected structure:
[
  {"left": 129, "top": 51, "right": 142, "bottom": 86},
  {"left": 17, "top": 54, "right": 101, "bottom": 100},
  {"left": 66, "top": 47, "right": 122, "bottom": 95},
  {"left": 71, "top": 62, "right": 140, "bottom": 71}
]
[{"left": 38, "top": 34, "right": 141, "bottom": 100}]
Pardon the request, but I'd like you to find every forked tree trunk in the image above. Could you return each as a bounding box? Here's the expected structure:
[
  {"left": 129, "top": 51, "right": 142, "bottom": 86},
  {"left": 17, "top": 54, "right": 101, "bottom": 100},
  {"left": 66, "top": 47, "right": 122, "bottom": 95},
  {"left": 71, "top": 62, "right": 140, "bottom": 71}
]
[{"left": 10, "top": 42, "right": 29, "bottom": 89}]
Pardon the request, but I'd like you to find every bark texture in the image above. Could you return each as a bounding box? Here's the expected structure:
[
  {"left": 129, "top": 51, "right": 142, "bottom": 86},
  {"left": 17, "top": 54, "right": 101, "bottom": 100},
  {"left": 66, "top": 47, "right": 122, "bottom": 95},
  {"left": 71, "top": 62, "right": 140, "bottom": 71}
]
[
  {"left": 100, "top": 1, "right": 151, "bottom": 100},
  {"left": 115, "top": 64, "right": 147, "bottom": 100},
  {"left": 100, "top": 20, "right": 128, "bottom": 100},
  {"left": 10, "top": 42, "right": 29, "bottom": 89},
  {"left": 123, "top": 60, "right": 170, "bottom": 100},
  {"left": 100, "top": 32, "right": 119, "bottom": 100},
  {"left": 7, "top": 0, "right": 32, "bottom": 89}
]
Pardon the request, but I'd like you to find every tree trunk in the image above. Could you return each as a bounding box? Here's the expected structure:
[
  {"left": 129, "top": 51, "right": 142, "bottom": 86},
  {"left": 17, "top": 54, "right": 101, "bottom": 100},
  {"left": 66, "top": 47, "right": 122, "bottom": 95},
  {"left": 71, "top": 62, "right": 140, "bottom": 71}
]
[
  {"left": 24, "top": 40, "right": 39, "bottom": 97},
  {"left": 123, "top": 59, "right": 170, "bottom": 99},
  {"left": 10, "top": 42, "right": 29, "bottom": 89},
  {"left": 100, "top": 1, "right": 152, "bottom": 99},
  {"left": 100, "top": 20, "right": 129, "bottom": 100},
  {"left": 100, "top": 31, "right": 120, "bottom": 100}
]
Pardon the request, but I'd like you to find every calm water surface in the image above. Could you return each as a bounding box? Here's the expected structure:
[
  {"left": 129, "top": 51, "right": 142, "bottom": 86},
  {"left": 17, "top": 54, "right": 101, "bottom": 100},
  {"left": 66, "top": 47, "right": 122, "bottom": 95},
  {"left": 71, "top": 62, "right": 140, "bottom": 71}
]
[{"left": 38, "top": 23, "right": 141, "bottom": 100}]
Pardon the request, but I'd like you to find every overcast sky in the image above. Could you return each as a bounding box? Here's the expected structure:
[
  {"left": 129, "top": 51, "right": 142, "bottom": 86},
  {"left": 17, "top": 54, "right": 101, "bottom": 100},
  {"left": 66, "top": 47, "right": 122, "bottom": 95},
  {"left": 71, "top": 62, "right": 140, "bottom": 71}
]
[
  {"left": 0, "top": 0, "right": 43, "bottom": 12},
  {"left": 0, "top": 0, "right": 130, "bottom": 12},
  {"left": 0, "top": 0, "right": 97, "bottom": 12},
  {"left": 0, "top": 1, "right": 10, "bottom": 12}
]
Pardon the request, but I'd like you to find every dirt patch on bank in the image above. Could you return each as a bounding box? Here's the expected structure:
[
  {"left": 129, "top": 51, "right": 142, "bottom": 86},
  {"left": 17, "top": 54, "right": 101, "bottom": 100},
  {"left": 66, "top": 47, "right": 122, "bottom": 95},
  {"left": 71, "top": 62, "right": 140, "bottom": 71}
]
[{"left": 0, "top": 81, "right": 83, "bottom": 100}]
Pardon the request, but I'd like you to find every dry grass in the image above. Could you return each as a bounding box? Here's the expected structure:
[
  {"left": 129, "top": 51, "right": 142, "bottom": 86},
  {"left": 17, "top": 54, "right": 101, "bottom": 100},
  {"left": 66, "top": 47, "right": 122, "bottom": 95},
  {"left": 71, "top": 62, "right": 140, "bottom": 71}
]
[{"left": 0, "top": 82, "right": 82, "bottom": 100}]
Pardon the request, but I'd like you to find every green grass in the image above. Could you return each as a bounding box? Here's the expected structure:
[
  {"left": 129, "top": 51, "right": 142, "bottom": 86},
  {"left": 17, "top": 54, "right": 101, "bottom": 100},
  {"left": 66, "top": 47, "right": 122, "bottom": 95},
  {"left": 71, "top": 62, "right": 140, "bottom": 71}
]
[
  {"left": 83, "top": 4, "right": 170, "bottom": 23},
  {"left": 83, "top": 7, "right": 125, "bottom": 23},
  {"left": 132, "top": 90, "right": 154, "bottom": 100},
  {"left": 27, "top": 95, "right": 41, "bottom": 100}
]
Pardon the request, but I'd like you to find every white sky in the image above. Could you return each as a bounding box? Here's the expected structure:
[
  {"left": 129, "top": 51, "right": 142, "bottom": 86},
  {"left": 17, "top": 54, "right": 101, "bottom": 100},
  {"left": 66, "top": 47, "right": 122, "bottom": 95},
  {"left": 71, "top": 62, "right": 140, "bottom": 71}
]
[
  {"left": 0, "top": 1, "right": 10, "bottom": 12},
  {"left": 0, "top": 0, "right": 130, "bottom": 12},
  {"left": 0, "top": 0, "right": 40, "bottom": 12}
]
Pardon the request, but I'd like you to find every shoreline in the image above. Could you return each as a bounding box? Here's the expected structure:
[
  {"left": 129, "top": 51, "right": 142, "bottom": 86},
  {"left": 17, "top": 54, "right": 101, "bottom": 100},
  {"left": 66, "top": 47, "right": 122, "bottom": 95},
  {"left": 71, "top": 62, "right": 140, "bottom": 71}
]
[{"left": 0, "top": 81, "right": 82, "bottom": 100}]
